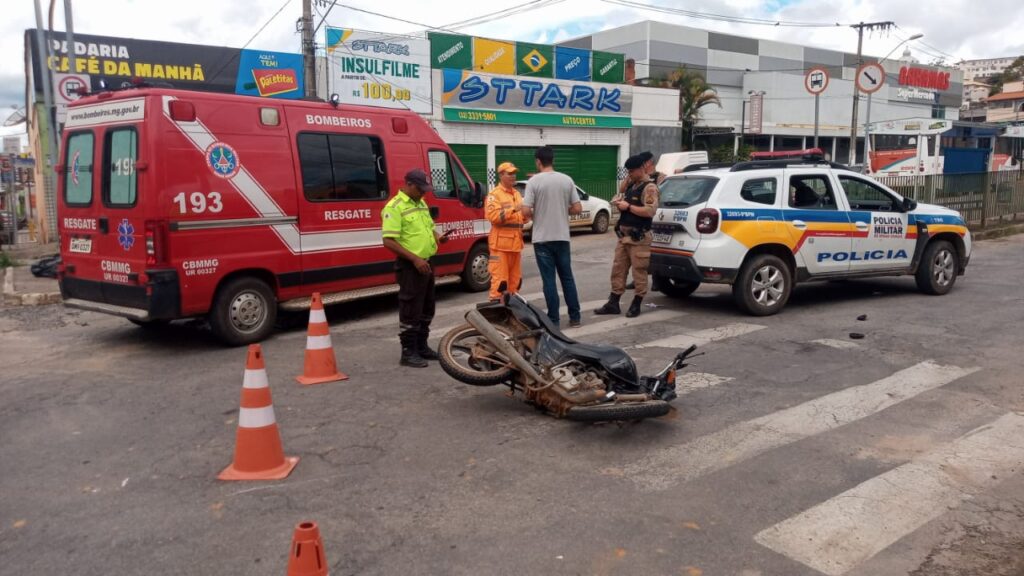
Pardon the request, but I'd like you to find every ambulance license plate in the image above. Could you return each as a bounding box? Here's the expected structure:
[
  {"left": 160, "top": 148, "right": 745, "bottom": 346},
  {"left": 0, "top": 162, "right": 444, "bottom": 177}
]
[
  {"left": 651, "top": 231, "right": 673, "bottom": 244},
  {"left": 70, "top": 237, "right": 92, "bottom": 254}
]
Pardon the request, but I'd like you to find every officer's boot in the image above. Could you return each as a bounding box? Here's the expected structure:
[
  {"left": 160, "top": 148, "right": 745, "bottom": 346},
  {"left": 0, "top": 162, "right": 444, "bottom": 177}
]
[
  {"left": 625, "top": 296, "right": 643, "bottom": 318},
  {"left": 418, "top": 331, "right": 439, "bottom": 361},
  {"left": 400, "top": 334, "right": 428, "bottom": 368},
  {"left": 594, "top": 293, "right": 621, "bottom": 315}
]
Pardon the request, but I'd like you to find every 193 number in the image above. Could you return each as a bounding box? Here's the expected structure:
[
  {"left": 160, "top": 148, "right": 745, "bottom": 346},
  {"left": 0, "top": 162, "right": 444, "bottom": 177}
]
[{"left": 173, "top": 192, "right": 224, "bottom": 214}]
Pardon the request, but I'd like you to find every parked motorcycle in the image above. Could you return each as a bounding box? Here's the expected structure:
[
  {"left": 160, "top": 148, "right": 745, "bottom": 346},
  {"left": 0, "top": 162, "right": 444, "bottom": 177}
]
[{"left": 438, "top": 289, "right": 698, "bottom": 422}]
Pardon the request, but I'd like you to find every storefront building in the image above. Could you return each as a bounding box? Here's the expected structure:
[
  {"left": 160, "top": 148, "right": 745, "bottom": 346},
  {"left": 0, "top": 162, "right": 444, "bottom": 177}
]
[{"left": 560, "top": 21, "right": 964, "bottom": 164}]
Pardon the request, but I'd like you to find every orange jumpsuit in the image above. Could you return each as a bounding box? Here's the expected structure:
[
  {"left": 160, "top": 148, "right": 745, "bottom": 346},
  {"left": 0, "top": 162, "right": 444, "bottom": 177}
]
[{"left": 484, "top": 184, "right": 525, "bottom": 300}]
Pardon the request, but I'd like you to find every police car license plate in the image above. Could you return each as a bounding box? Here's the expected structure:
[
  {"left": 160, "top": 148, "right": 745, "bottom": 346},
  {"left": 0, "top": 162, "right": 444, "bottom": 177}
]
[
  {"left": 651, "top": 231, "right": 673, "bottom": 244},
  {"left": 70, "top": 237, "right": 92, "bottom": 254}
]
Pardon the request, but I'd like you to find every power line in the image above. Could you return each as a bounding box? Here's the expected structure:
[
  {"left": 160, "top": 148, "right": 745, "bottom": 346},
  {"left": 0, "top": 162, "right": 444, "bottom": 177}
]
[
  {"left": 601, "top": 0, "right": 844, "bottom": 28},
  {"left": 207, "top": 0, "right": 295, "bottom": 84}
]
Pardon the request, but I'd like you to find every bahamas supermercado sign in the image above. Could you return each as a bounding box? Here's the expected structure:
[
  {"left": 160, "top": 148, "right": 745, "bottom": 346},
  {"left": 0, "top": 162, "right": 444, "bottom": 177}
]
[{"left": 441, "top": 69, "right": 632, "bottom": 129}]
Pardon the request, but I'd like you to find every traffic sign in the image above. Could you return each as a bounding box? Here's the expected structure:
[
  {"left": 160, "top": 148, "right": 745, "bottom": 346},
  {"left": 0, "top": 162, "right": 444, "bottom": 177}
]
[
  {"left": 855, "top": 63, "right": 886, "bottom": 94},
  {"left": 804, "top": 67, "right": 829, "bottom": 95}
]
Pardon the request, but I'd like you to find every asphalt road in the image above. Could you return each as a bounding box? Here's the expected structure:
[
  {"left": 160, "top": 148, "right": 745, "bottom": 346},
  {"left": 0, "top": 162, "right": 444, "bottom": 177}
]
[{"left": 2, "top": 232, "right": 1023, "bottom": 576}]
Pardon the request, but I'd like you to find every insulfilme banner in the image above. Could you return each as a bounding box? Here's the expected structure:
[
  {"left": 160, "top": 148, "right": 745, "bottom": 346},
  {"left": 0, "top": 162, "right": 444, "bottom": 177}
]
[{"left": 326, "top": 27, "right": 432, "bottom": 114}]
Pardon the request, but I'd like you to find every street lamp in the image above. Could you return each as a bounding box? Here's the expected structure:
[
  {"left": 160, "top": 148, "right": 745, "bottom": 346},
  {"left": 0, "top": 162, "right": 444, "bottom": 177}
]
[{"left": 864, "top": 33, "right": 924, "bottom": 169}]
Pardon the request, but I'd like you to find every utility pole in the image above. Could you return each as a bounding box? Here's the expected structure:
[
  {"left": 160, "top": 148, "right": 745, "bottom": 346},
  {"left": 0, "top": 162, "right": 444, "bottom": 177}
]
[
  {"left": 64, "top": 0, "right": 76, "bottom": 75},
  {"left": 848, "top": 21, "right": 894, "bottom": 165},
  {"left": 301, "top": 0, "right": 316, "bottom": 98}
]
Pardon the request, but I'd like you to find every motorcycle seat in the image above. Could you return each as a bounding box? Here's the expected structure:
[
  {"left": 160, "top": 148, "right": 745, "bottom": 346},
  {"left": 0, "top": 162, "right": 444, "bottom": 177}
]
[{"left": 558, "top": 341, "right": 628, "bottom": 363}]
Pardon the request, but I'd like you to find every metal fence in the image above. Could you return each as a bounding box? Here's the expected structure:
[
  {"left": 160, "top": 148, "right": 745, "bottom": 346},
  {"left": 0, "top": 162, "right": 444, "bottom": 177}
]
[{"left": 874, "top": 170, "right": 1024, "bottom": 227}]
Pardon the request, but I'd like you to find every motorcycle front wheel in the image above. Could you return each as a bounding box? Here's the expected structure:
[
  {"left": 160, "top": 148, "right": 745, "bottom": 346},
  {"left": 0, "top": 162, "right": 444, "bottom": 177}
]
[
  {"left": 438, "top": 323, "right": 517, "bottom": 386},
  {"left": 565, "top": 400, "right": 671, "bottom": 422}
]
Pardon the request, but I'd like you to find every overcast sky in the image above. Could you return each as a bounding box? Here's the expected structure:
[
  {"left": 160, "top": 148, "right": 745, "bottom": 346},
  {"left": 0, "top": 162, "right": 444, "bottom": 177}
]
[{"left": 3, "top": 0, "right": 1023, "bottom": 137}]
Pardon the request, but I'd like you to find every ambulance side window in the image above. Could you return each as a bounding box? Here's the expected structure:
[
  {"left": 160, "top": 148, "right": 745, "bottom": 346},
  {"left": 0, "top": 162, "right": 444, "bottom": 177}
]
[
  {"left": 103, "top": 127, "right": 138, "bottom": 207},
  {"left": 427, "top": 150, "right": 473, "bottom": 204},
  {"left": 64, "top": 132, "right": 94, "bottom": 206},
  {"left": 427, "top": 150, "right": 456, "bottom": 198},
  {"left": 298, "top": 132, "right": 388, "bottom": 202}
]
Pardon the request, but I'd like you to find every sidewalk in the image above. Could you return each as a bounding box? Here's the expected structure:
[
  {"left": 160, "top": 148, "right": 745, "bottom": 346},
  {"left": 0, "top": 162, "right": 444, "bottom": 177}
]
[{"left": 2, "top": 242, "right": 62, "bottom": 307}]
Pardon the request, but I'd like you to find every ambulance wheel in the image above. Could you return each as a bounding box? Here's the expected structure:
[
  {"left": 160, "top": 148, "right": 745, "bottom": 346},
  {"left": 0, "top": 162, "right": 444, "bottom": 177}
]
[
  {"left": 462, "top": 243, "right": 491, "bottom": 292},
  {"left": 592, "top": 211, "right": 610, "bottom": 234},
  {"left": 916, "top": 240, "right": 957, "bottom": 295},
  {"left": 209, "top": 277, "right": 278, "bottom": 346},
  {"left": 733, "top": 254, "right": 791, "bottom": 316}
]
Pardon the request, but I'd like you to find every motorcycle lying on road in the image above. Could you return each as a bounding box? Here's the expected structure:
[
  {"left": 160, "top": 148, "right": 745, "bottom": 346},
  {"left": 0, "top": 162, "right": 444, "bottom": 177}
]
[{"left": 438, "top": 287, "right": 698, "bottom": 422}]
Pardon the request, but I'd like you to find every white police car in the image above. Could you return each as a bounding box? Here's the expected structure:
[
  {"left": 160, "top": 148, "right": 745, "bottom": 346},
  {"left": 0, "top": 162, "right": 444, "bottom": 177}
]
[
  {"left": 649, "top": 157, "right": 972, "bottom": 315},
  {"left": 515, "top": 181, "right": 613, "bottom": 236}
]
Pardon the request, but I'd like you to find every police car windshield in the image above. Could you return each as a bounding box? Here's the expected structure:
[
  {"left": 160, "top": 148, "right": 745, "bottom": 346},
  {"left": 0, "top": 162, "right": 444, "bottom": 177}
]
[{"left": 659, "top": 177, "right": 718, "bottom": 207}]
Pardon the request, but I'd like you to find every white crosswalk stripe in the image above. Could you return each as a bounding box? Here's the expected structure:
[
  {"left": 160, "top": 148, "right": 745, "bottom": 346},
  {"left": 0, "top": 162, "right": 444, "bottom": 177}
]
[
  {"left": 677, "top": 372, "right": 735, "bottom": 395},
  {"left": 563, "top": 309, "right": 686, "bottom": 339},
  {"left": 811, "top": 338, "right": 862, "bottom": 349},
  {"left": 755, "top": 412, "right": 1024, "bottom": 576},
  {"left": 632, "top": 322, "right": 765, "bottom": 349},
  {"left": 620, "top": 360, "right": 980, "bottom": 492}
]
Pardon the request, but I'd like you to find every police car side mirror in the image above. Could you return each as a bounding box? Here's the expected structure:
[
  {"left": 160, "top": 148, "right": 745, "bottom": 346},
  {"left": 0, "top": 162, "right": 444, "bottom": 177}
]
[
  {"left": 902, "top": 197, "right": 917, "bottom": 212},
  {"left": 329, "top": 93, "right": 341, "bottom": 108}
]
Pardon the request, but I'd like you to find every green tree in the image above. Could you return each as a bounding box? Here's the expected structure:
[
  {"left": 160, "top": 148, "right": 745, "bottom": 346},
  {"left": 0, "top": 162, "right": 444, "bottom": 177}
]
[
  {"left": 989, "top": 55, "right": 1024, "bottom": 96},
  {"left": 653, "top": 67, "right": 722, "bottom": 151}
]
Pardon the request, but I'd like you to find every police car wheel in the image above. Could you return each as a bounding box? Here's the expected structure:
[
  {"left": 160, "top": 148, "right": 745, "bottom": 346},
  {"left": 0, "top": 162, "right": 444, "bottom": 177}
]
[
  {"left": 462, "top": 243, "right": 491, "bottom": 293},
  {"left": 209, "top": 277, "right": 278, "bottom": 346},
  {"left": 592, "top": 211, "right": 610, "bottom": 234},
  {"left": 916, "top": 240, "right": 957, "bottom": 295},
  {"left": 733, "top": 254, "right": 791, "bottom": 316},
  {"left": 655, "top": 275, "right": 699, "bottom": 298}
]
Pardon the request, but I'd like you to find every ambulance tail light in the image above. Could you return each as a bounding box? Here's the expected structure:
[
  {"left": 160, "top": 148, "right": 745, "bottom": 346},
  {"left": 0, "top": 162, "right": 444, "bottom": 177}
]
[
  {"left": 696, "top": 208, "right": 719, "bottom": 234},
  {"left": 169, "top": 100, "right": 196, "bottom": 122},
  {"left": 144, "top": 220, "right": 168, "bottom": 266}
]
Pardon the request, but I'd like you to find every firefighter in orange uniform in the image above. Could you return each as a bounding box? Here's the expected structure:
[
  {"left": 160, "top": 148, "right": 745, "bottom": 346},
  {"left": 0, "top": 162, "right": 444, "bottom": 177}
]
[{"left": 485, "top": 162, "right": 529, "bottom": 300}]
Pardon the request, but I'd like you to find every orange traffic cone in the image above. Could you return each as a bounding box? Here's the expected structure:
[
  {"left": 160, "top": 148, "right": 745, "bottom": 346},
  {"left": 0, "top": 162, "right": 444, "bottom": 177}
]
[
  {"left": 218, "top": 345, "right": 299, "bottom": 481},
  {"left": 296, "top": 293, "right": 348, "bottom": 385},
  {"left": 286, "top": 521, "right": 328, "bottom": 576}
]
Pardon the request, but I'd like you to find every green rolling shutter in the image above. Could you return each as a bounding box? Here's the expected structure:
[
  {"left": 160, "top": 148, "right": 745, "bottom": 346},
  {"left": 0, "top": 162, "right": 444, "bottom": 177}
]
[
  {"left": 449, "top": 144, "right": 488, "bottom": 187},
  {"left": 495, "top": 145, "right": 619, "bottom": 200}
]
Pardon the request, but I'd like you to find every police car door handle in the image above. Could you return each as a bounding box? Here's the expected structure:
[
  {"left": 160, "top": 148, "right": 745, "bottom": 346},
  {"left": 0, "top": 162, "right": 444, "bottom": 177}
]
[
  {"left": 855, "top": 221, "right": 870, "bottom": 230},
  {"left": 792, "top": 220, "right": 807, "bottom": 229}
]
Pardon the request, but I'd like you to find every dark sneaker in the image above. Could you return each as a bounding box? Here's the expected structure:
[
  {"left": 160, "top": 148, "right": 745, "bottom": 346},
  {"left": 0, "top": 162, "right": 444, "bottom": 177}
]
[
  {"left": 400, "top": 349, "right": 428, "bottom": 368},
  {"left": 568, "top": 318, "right": 582, "bottom": 328}
]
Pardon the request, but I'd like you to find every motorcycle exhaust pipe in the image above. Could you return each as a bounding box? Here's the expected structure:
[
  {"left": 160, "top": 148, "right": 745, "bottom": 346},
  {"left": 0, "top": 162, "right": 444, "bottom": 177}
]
[
  {"left": 465, "top": 310, "right": 611, "bottom": 406},
  {"left": 466, "top": 309, "right": 548, "bottom": 384}
]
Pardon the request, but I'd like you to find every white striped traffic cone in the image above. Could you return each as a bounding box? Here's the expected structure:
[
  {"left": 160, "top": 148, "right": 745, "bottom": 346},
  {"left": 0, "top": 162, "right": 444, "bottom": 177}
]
[
  {"left": 296, "top": 292, "right": 348, "bottom": 385},
  {"left": 218, "top": 344, "right": 299, "bottom": 481}
]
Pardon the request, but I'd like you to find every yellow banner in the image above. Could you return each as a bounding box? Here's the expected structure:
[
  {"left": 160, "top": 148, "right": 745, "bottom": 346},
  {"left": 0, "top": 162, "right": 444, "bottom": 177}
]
[{"left": 472, "top": 38, "right": 515, "bottom": 75}]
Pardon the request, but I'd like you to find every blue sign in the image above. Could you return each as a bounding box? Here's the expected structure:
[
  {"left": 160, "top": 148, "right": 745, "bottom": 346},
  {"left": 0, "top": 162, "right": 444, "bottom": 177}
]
[
  {"left": 555, "top": 46, "right": 591, "bottom": 81},
  {"left": 235, "top": 49, "right": 304, "bottom": 99}
]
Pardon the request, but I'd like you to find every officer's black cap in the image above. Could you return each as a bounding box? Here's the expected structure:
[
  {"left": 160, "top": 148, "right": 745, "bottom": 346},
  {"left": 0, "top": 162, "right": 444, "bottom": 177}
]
[
  {"left": 624, "top": 155, "right": 644, "bottom": 170},
  {"left": 638, "top": 151, "right": 655, "bottom": 164}
]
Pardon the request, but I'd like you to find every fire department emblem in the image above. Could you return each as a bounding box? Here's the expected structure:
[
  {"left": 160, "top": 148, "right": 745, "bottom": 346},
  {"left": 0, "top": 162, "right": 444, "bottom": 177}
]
[
  {"left": 117, "top": 218, "right": 135, "bottom": 251},
  {"left": 206, "top": 142, "right": 240, "bottom": 178},
  {"left": 71, "top": 150, "right": 81, "bottom": 185}
]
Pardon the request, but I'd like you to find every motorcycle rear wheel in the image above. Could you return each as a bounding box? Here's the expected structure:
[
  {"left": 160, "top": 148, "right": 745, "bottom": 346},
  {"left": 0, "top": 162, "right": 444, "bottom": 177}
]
[
  {"left": 565, "top": 400, "right": 671, "bottom": 422},
  {"left": 438, "top": 323, "right": 517, "bottom": 386}
]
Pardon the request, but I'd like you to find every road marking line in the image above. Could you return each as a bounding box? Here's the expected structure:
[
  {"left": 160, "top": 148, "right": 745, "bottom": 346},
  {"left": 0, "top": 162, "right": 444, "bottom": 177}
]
[
  {"left": 387, "top": 299, "right": 610, "bottom": 343},
  {"left": 563, "top": 309, "right": 687, "bottom": 339},
  {"left": 632, "top": 323, "right": 765, "bottom": 349},
  {"left": 621, "top": 361, "right": 980, "bottom": 491},
  {"left": 811, "top": 338, "right": 862, "bottom": 349},
  {"left": 754, "top": 412, "right": 1024, "bottom": 576},
  {"left": 678, "top": 372, "right": 735, "bottom": 395}
]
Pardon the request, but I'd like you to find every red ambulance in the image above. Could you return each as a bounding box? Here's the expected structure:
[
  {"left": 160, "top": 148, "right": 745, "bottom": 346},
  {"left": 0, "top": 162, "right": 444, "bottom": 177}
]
[{"left": 57, "top": 87, "right": 491, "bottom": 344}]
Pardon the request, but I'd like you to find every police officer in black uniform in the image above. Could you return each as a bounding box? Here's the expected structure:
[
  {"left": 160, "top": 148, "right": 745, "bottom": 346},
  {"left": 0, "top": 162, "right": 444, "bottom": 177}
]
[{"left": 596, "top": 154, "right": 659, "bottom": 318}]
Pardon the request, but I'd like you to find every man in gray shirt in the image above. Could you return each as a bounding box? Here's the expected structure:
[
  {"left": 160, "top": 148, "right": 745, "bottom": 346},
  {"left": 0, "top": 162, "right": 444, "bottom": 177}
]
[{"left": 522, "top": 146, "right": 583, "bottom": 327}]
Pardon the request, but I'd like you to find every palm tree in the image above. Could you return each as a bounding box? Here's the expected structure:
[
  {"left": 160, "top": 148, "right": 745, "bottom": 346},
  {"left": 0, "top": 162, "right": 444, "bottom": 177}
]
[{"left": 666, "top": 67, "right": 722, "bottom": 150}]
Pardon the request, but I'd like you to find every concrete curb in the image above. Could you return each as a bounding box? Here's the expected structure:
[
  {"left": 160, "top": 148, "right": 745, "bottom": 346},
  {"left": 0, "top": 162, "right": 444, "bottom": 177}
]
[
  {"left": 972, "top": 222, "right": 1024, "bottom": 241},
  {"left": 2, "top": 267, "right": 63, "bottom": 307}
]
